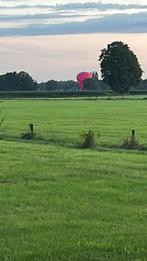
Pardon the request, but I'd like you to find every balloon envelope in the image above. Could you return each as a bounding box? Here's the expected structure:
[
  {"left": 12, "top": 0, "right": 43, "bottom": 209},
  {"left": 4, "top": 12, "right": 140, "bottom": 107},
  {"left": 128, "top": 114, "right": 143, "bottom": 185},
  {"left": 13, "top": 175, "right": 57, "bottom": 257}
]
[{"left": 77, "top": 72, "right": 93, "bottom": 90}]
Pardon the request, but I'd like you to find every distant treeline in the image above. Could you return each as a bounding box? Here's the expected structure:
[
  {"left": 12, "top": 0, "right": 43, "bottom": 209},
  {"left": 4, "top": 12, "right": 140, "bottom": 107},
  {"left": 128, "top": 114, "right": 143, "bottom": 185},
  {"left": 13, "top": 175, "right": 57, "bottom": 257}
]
[
  {"left": 0, "top": 71, "right": 109, "bottom": 92},
  {"left": 0, "top": 71, "right": 147, "bottom": 92}
]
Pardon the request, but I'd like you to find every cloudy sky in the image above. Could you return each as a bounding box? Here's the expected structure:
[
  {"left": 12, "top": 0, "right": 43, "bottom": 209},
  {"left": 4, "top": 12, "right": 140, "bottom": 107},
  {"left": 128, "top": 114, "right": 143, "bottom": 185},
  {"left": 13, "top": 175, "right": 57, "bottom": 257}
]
[{"left": 0, "top": 0, "right": 146, "bottom": 81}]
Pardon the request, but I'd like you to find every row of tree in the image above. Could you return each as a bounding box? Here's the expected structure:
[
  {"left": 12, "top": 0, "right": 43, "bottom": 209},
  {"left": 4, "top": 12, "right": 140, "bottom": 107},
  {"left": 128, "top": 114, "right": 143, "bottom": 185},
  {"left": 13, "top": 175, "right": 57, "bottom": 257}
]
[
  {"left": 0, "top": 41, "right": 144, "bottom": 94},
  {"left": 0, "top": 70, "right": 146, "bottom": 93},
  {"left": 0, "top": 71, "right": 110, "bottom": 92}
]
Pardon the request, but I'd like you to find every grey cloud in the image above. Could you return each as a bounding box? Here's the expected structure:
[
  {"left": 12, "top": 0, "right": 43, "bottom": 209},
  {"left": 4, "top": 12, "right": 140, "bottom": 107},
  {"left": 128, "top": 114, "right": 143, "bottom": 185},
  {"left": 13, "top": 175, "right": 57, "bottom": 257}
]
[
  {"left": 0, "top": 2, "right": 147, "bottom": 11},
  {"left": 55, "top": 2, "right": 147, "bottom": 11},
  {"left": 0, "top": 1, "right": 146, "bottom": 27},
  {"left": 0, "top": 4, "right": 53, "bottom": 9},
  {"left": 0, "top": 12, "right": 147, "bottom": 36}
]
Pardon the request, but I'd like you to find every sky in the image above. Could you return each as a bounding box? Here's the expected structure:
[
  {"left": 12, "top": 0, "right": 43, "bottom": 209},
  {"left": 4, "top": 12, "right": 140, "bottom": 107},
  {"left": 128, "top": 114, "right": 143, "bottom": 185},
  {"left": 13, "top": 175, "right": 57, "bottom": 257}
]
[{"left": 0, "top": 0, "right": 146, "bottom": 82}]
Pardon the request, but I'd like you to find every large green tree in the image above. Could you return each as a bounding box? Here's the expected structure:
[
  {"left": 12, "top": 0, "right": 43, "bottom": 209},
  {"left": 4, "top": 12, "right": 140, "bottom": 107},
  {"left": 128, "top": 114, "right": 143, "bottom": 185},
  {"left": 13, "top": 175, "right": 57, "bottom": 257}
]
[{"left": 99, "top": 41, "right": 143, "bottom": 94}]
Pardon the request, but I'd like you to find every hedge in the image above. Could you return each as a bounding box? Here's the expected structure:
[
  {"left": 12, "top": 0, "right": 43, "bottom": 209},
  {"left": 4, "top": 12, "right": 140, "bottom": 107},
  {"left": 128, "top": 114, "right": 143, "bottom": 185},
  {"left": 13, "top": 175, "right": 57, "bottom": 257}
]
[
  {"left": 0, "top": 90, "right": 111, "bottom": 98},
  {"left": 0, "top": 90, "right": 147, "bottom": 99}
]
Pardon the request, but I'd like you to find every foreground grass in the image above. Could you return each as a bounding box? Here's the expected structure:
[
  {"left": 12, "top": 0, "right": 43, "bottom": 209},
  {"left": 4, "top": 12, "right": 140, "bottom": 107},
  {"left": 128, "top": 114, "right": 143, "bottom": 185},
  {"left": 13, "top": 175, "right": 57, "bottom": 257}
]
[
  {"left": 0, "top": 100, "right": 147, "bottom": 260},
  {"left": 1, "top": 141, "right": 147, "bottom": 260}
]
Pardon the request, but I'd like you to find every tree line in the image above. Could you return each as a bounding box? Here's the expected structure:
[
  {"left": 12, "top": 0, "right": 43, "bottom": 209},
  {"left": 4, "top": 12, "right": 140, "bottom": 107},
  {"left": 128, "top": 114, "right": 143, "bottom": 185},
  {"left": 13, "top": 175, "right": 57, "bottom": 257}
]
[
  {"left": 0, "top": 71, "right": 110, "bottom": 92},
  {"left": 0, "top": 41, "right": 145, "bottom": 94}
]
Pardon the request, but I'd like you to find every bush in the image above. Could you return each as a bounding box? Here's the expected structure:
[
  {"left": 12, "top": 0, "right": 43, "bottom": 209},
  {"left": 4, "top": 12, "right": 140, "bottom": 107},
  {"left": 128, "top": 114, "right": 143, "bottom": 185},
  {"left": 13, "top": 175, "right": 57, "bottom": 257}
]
[
  {"left": 121, "top": 135, "right": 140, "bottom": 149},
  {"left": 0, "top": 90, "right": 110, "bottom": 99},
  {"left": 21, "top": 132, "right": 36, "bottom": 140},
  {"left": 81, "top": 130, "right": 100, "bottom": 148}
]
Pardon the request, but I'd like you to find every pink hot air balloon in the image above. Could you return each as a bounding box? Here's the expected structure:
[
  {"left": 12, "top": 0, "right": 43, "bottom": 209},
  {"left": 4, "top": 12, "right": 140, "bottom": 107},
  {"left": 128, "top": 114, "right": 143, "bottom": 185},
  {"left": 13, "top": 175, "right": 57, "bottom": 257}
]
[{"left": 77, "top": 72, "right": 93, "bottom": 90}]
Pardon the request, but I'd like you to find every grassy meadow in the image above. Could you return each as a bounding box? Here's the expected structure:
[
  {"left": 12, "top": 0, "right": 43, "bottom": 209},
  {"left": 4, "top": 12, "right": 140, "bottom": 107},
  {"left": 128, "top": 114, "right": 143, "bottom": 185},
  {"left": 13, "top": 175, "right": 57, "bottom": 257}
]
[{"left": 0, "top": 99, "right": 147, "bottom": 260}]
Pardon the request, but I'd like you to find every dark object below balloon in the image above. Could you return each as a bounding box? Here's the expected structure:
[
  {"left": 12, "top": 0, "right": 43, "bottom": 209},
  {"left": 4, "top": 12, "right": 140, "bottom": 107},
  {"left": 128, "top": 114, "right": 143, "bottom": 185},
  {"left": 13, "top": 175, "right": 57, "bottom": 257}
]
[{"left": 77, "top": 72, "right": 93, "bottom": 90}]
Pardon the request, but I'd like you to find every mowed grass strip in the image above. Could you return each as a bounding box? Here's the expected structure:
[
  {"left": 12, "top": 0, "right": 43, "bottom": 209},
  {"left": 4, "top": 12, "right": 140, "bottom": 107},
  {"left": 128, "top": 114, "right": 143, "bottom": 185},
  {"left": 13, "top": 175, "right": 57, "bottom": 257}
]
[
  {"left": 0, "top": 140, "right": 147, "bottom": 260},
  {"left": 0, "top": 100, "right": 147, "bottom": 260}
]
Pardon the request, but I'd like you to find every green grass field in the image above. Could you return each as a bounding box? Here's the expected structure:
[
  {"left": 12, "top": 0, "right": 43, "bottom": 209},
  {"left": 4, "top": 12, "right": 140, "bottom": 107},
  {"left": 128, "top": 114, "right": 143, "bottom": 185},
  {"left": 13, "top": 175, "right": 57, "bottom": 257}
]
[{"left": 0, "top": 99, "right": 147, "bottom": 260}]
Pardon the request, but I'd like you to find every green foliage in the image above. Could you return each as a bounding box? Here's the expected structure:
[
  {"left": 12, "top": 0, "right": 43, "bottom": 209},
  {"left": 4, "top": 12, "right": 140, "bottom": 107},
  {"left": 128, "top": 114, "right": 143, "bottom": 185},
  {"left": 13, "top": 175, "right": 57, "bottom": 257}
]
[
  {"left": 129, "top": 90, "right": 147, "bottom": 95},
  {"left": 83, "top": 78, "right": 97, "bottom": 90},
  {"left": 40, "top": 80, "right": 79, "bottom": 91},
  {"left": 0, "top": 71, "right": 37, "bottom": 91},
  {"left": 83, "top": 77, "right": 110, "bottom": 91},
  {"left": 45, "top": 80, "right": 59, "bottom": 91},
  {"left": 81, "top": 130, "right": 96, "bottom": 148},
  {"left": 81, "top": 130, "right": 100, "bottom": 148},
  {"left": 0, "top": 90, "right": 112, "bottom": 98},
  {"left": 21, "top": 122, "right": 35, "bottom": 140},
  {"left": 21, "top": 131, "right": 36, "bottom": 140},
  {"left": 0, "top": 66, "right": 145, "bottom": 93},
  {"left": 132, "top": 79, "right": 147, "bottom": 90},
  {"left": 121, "top": 136, "right": 140, "bottom": 149},
  {"left": 99, "top": 41, "right": 143, "bottom": 94}
]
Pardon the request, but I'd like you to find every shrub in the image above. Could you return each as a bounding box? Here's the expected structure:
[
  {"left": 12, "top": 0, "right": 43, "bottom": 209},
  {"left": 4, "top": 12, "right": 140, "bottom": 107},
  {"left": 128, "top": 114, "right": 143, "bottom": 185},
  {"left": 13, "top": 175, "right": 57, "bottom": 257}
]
[
  {"left": 0, "top": 90, "right": 109, "bottom": 99},
  {"left": 81, "top": 130, "right": 100, "bottom": 148},
  {"left": 21, "top": 132, "right": 36, "bottom": 140},
  {"left": 121, "top": 135, "right": 140, "bottom": 149}
]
